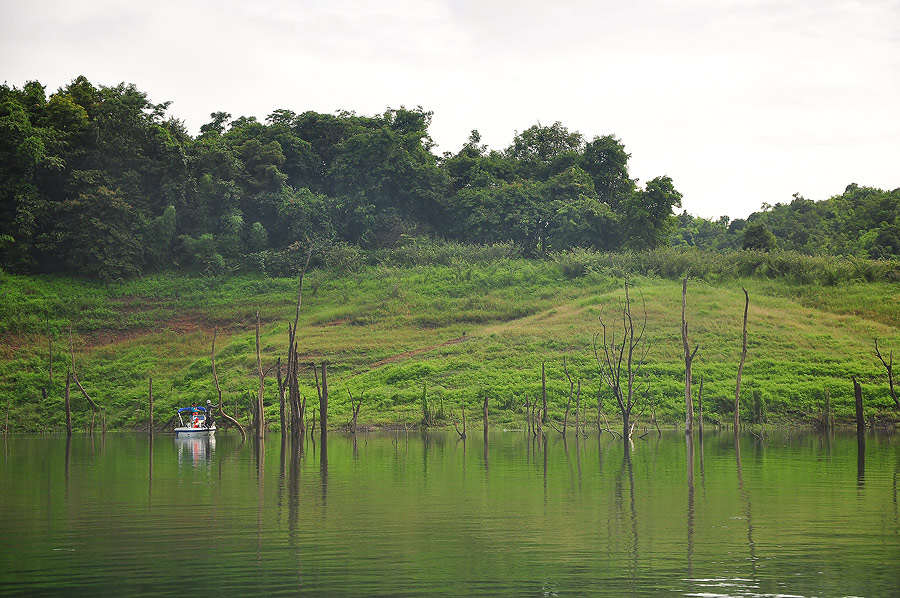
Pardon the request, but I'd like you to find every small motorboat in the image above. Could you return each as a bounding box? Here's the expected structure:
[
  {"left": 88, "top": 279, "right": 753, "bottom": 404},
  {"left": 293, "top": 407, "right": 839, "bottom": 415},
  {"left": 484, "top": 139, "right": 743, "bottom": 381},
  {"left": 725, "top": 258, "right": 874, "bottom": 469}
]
[{"left": 173, "top": 403, "right": 216, "bottom": 437}]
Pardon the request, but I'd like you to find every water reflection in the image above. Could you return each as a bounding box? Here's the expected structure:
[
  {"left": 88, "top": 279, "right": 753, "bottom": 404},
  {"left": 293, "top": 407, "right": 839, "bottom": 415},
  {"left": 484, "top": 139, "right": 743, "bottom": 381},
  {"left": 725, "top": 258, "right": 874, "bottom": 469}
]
[
  {"left": 64, "top": 434, "right": 71, "bottom": 486},
  {"left": 320, "top": 431, "right": 328, "bottom": 509},
  {"left": 619, "top": 448, "right": 638, "bottom": 591},
  {"left": 575, "top": 433, "right": 582, "bottom": 490},
  {"left": 255, "top": 437, "right": 264, "bottom": 576},
  {"left": 698, "top": 430, "right": 705, "bottom": 490},
  {"left": 894, "top": 471, "right": 898, "bottom": 525},
  {"left": 175, "top": 434, "right": 215, "bottom": 466},
  {"left": 543, "top": 434, "right": 548, "bottom": 503},
  {"left": 2, "top": 430, "right": 898, "bottom": 597},
  {"left": 735, "top": 434, "right": 758, "bottom": 578},
  {"left": 148, "top": 434, "right": 153, "bottom": 502},
  {"left": 857, "top": 431, "right": 866, "bottom": 487},
  {"left": 686, "top": 433, "right": 694, "bottom": 576},
  {"left": 597, "top": 432, "right": 603, "bottom": 475}
]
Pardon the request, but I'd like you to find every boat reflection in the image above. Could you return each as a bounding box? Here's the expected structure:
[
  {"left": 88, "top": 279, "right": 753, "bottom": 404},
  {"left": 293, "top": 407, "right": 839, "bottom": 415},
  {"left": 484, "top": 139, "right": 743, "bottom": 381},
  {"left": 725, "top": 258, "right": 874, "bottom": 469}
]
[{"left": 175, "top": 434, "right": 216, "bottom": 467}]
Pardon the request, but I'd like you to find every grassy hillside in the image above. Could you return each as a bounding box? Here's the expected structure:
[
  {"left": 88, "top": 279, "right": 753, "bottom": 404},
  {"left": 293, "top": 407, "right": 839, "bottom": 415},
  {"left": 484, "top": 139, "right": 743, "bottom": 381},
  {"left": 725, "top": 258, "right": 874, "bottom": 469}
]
[{"left": 1, "top": 250, "right": 898, "bottom": 433}]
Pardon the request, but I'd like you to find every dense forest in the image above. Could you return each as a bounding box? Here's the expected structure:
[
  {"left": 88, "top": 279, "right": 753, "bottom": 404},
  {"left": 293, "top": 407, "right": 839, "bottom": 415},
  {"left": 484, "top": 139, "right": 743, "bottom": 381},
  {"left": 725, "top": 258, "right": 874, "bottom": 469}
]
[{"left": 2, "top": 77, "right": 898, "bottom": 280}]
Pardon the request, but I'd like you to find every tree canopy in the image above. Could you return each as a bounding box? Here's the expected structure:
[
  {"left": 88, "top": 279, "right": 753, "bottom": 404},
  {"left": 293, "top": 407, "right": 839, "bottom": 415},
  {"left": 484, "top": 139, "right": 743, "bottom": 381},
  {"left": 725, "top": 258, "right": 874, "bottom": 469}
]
[{"left": 1, "top": 77, "right": 896, "bottom": 279}]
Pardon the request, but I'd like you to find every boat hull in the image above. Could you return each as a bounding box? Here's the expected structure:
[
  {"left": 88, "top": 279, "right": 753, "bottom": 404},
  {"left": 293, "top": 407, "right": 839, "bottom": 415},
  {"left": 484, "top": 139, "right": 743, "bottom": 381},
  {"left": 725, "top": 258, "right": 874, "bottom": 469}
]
[{"left": 174, "top": 426, "right": 216, "bottom": 436}]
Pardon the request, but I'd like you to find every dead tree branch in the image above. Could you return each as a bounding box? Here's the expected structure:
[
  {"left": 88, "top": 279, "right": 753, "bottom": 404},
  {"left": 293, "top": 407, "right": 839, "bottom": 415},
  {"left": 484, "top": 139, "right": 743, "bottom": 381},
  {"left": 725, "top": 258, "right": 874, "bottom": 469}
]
[
  {"left": 347, "top": 389, "right": 363, "bottom": 433},
  {"left": 593, "top": 280, "right": 649, "bottom": 439},
  {"left": 682, "top": 277, "right": 699, "bottom": 433},
  {"left": 875, "top": 338, "right": 899, "bottom": 410},
  {"left": 255, "top": 311, "right": 265, "bottom": 438},
  {"left": 212, "top": 327, "right": 246, "bottom": 440},
  {"left": 561, "top": 357, "right": 574, "bottom": 435},
  {"left": 734, "top": 288, "right": 749, "bottom": 432},
  {"left": 283, "top": 244, "right": 314, "bottom": 436},
  {"left": 69, "top": 326, "right": 102, "bottom": 435},
  {"left": 452, "top": 401, "right": 467, "bottom": 439}
]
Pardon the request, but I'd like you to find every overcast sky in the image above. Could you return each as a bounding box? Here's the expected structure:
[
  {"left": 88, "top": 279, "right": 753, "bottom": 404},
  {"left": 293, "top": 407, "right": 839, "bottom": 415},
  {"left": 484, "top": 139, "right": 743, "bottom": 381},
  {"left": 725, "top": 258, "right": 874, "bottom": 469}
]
[{"left": 2, "top": 0, "right": 898, "bottom": 219}]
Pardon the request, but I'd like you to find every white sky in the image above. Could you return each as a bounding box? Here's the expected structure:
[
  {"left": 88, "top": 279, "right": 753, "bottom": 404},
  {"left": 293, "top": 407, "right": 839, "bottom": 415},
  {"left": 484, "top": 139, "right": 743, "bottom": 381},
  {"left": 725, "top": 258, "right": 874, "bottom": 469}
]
[{"left": 2, "top": 0, "right": 898, "bottom": 219}]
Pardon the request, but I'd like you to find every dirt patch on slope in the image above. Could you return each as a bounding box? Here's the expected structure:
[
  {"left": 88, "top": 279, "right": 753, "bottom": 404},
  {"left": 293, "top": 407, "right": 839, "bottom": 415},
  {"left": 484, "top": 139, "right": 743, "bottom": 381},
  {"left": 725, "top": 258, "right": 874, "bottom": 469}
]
[{"left": 370, "top": 336, "right": 468, "bottom": 368}]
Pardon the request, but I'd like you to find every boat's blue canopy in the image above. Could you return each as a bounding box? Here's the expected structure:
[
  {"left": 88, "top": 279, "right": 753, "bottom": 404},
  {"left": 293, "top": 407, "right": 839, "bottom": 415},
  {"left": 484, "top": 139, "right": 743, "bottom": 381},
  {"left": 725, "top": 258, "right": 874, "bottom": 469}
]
[{"left": 177, "top": 406, "right": 208, "bottom": 413}]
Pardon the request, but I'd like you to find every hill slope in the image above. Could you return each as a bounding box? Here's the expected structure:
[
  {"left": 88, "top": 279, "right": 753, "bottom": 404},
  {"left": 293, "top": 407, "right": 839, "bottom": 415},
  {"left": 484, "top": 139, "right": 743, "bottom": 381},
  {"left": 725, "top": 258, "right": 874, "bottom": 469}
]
[{"left": 1, "top": 258, "right": 898, "bottom": 433}]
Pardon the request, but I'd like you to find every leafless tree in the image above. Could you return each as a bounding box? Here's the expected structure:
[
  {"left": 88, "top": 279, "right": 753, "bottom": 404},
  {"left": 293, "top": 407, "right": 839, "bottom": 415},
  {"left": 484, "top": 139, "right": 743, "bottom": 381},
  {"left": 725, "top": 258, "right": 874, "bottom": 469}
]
[
  {"left": 148, "top": 377, "right": 153, "bottom": 437},
  {"left": 541, "top": 361, "right": 547, "bottom": 425},
  {"left": 68, "top": 326, "right": 104, "bottom": 435},
  {"left": 56, "top": 371, "right": 68, "bottom": 436},
  {"left": 313, "top": 362, "right": 328, "bottom": 441},
  {"left": 734, "top": 288, "right": 749, "bottom": 432},
  {"left": 348, "top": 389, "right": 363, "bottom": 433},
  {"left": 875, "top": 338, "right": 899, "bottom": 410},
  {"left": 682, "top": 277, "right": 699, "bottom": 433},
  {"left": 255, "top": 311, "right": 265, "bottom": 439},
  {"left": 593, "top": 281, "right": 650, "bottom": 440},
  {"left": 211, "top": 328, "right": 245, "bottom": 440},
  {"left": 697, "top": 376, "right": 704, "bottom": 435},
  {"left": 453, "top": 400, "right": 467, "bottom": 439},
  {"left": 285, "top": 245, "right": 314, "bottom": 436},
  {"left": 525, "top": 394, "right": 531, "bottom": 436},
  {"left": 575, "top": 380, "right": 582, "bottom": 437},
  {"left": 550, "top": 357, "right": 575, "bottom": 435}
]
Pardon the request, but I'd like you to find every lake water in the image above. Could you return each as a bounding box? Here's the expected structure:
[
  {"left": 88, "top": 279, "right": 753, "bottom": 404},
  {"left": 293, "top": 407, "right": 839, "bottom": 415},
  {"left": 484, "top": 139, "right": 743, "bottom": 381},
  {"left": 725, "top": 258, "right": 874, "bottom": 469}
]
[{"left": 1, "top": 429, "right": 897, "bottom": 597}]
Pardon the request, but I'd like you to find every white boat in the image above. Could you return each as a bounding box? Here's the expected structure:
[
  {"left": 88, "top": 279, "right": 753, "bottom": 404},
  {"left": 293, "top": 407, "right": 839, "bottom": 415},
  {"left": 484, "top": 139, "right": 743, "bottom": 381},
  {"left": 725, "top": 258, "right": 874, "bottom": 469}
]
[{"left": 173, "top": 404, "right": 216, "bottom": 436}]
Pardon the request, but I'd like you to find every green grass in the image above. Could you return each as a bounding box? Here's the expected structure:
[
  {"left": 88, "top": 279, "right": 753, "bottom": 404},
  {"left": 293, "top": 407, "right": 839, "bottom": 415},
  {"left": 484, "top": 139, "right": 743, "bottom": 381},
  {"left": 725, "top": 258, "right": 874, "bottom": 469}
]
[{"left": 1, "top": 252, "right": 899, "bottom": 433}]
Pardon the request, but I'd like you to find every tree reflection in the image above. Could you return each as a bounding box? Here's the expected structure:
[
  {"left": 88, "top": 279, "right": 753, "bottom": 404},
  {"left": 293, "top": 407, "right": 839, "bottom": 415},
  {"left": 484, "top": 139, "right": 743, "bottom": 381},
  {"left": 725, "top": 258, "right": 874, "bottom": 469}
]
[
  {"left": 735, "top": 434, "right": 757, "bottom": 577},
  {"left": 686, "top": 433, "right": 695, "bottom": 576},
  {"left": 320, "top": 433, "right": 328, "bottom": 509}
]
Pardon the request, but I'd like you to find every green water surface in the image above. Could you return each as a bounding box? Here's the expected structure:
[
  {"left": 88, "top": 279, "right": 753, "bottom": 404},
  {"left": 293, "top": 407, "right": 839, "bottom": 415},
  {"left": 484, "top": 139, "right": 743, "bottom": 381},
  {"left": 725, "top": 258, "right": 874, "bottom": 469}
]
[{"left": 1, "top": 430, "right": 897, "bottom": 596}]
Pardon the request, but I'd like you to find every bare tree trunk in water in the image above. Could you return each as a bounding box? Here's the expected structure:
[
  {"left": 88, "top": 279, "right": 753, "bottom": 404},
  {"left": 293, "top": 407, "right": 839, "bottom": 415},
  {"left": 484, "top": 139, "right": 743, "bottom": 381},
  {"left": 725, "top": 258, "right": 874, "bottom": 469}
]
[
  {"left": 682, "top": 277, "right": 699, "bottom": 433},
  {"left": 65, "top": 370, "right": 72, "bottom": 437},
  {"left": 853, "top": 376, "right": 865, "bottom": 440},
  {"left": 69, "top": 326, "right": 101, "bottom": 436},
  {"left": 697, "top": 376, "right": 704, "bottom": 435},
  {"left": 525, "top": 395, "right": 531, "bottom": 437},
  {"left": 575, "top": 380, "right": 581, "bottom": 437},
  {"left": 541, "top": 362, "right": 547, "bottom": 425},
  {"left": 453, "top": 401, "right": 467, "bottom": 439},
  {"left": 560, "top": 357, "right": 573, "bottom": 435},
  {"left": 594, "top": 280, "right": 649, "bottom": 440},
  {"left": 255, "top": 311, "right": 265, "bottom": 439},
  {"left": 853, "top": 376, "right": 865, "bottom": 481},
  {"left": 277, "top": 357, "right": 287, "bottom": 436},
  {"left": 285, "top": 246, "right": 313, "bottom": 436},
  {"left": 314, "top": 363, "right": 328, "bottom": 443},
  {"left": 734, "top": 288, "right": 749, "bottom": 432},
  {"left": 148, "top": 377, "right": 153, "bottom": 437},
  {"left": 875, "top": 339, "right": 899, "bottom": 410}
]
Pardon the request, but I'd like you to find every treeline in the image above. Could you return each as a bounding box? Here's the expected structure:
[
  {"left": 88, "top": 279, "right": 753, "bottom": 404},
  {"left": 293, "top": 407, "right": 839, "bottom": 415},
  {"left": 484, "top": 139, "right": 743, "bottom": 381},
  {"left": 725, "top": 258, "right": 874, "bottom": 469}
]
[
  {"left": 674, "top": 185, "right": 900, "bottom": 257},
  {"left": 1, "top": 77, "right": 897, "bottom": 279}
]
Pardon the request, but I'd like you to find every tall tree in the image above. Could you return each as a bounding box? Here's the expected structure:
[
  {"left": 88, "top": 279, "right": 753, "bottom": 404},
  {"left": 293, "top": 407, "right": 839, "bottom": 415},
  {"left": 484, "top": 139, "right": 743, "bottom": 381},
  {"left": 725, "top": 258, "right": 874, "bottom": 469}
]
[
  {"left": 579, "top": 134, "right": 634, "bottom": 211},
  {"left": 505, "top": 121, "right": 583, "bottom": 180},
  {"left": 622, "top": 175, "right": 683, "bottom": 250}
]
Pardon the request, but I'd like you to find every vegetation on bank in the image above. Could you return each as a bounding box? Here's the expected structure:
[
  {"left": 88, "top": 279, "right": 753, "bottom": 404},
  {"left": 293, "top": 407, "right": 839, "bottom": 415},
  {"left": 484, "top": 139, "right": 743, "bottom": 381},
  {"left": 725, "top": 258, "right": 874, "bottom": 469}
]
[
  {"left": 2, "top": 77, "right": 898, "bottom": 282},
  {"left": 1, "top": 245, "right": 898, "bottom": 434}
]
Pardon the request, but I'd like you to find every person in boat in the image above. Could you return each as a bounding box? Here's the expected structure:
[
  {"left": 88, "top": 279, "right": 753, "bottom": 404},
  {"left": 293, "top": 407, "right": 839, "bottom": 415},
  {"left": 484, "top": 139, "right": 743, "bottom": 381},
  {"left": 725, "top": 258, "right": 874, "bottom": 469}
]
[{"left": 190, "top": 402, "right": 202, "bottom": 428}]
